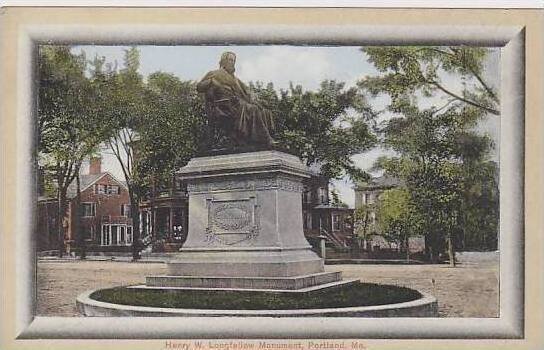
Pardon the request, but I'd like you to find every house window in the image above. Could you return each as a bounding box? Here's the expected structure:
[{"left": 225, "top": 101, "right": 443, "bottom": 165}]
[
  {"left": 119, "top": 226, "right": 126, "bottom": 245},
  {"left": 364, "top": 193, "right": 373, "bottom": 204},
  {"left": 95, "top": 184, "right": 106, "bottom": 194},
  {"left": 121, "top": 204, "right": 131, "bottom": 217},
  {"left": 107, "top": 185, "right": 120, "bottom": 195},
  {"left": 319, "top": 187, "right": 327, "bottom": 204},
  {"left": 332, "top": 214, "right": 341, "bottom": 231},
  {"left": 95, "top": 184, "right": 120, "bottom": 195},
  {"left": 81, "top": 202, "right": 96, "bottom": 217},
  {"left": 303, "top": 189, "right": 313, "bottom": 203},
  {"left": 101, "top": 224, "right": 133, "bottom": 246},
  {"left": 83, "top": 228, "right": 90, "bottom": 239},
  {"left": 303, "top": 212, "right": 312, "bottom": 230},
  {"left": 101, "top": 225, "right": 110, "bottom": 245},
  {"left": 84, "top": 226, "right": 95, "bottom": 240},
  {"left": 175, "top": 180, "right": 183, "bottom": 191},
  {"left": 111, "top": 225, "right": 118, "bottom": 245},
  {"left": 127, "top": 226, "right": 133, "bottom": 245}
]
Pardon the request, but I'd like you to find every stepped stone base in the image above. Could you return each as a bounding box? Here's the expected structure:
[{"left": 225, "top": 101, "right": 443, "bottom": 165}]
[
  {"left": 146, "top": 271, "right": 342, "bottom": 290},
  {"left": 130, "top": 279, "right": 359, "bottom": 293},
  {"left": 166, "top": 248, "right": 324, "bottom": 277}
]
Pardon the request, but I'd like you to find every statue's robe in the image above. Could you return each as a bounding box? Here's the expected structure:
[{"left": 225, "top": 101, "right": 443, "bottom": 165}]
[{"left": 197, "top": 68, "right": 275, "bottom": 148}]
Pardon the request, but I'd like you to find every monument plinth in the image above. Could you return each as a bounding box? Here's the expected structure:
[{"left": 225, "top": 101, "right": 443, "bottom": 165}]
[{"left": 147, "top": 150, "right": 352, "bottom": 291}]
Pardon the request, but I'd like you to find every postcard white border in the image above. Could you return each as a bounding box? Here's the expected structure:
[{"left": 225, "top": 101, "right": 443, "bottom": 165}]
[
  {"left": 13, "top": 23, "right": 524, "bottom": 339},
  {"left": 1, "top": 0, "right": 542, "bottom": 9}
]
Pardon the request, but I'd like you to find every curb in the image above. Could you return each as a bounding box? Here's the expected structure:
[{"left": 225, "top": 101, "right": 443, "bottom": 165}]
[{"left": 76, "top": 288, "right": 439, "bottom": 318}]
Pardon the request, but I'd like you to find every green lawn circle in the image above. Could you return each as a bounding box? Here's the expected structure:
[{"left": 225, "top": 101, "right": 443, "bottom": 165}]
[{"left": 90, "top": 282, "right": 422, "bottom": 310}]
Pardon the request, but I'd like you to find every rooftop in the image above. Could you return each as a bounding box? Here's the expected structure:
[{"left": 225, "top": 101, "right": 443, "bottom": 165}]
[
  {"left": 354, "top": 175, "right": 402, "bottom": 190},
  {"left": 66, "top": 172, "right": 127, "bottom": 199},
  {"left": 314, "top": 204, "right": 353, "bottom": 210}
]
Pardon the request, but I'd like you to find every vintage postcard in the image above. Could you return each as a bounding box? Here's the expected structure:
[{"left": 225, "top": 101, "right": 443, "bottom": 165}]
[{"left": 0, "top": 3, "right": 543, "bottom": 350}]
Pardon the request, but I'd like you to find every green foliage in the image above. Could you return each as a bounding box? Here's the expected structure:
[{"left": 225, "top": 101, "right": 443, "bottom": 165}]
[
  {"left": 38, "top": 45, "right": 115, "bottom": 256},
  {"left": 376, "top": 188, "right": 423, "bottom": 245},
  {"left": 87, "top": 49, "right": 147, "bottom": 195},
  {"left": 458, "top": 161, "right": 499, "bottom": 250},
  {"left": 354, "top": 203, "right": 376, "bottom": 239},
  {"left": 38, "top": 45, "right": 112, "bottom": 190},
  {"left": 362, "top": 46, "right": 500, "bottom": 256},
  {"left": 137, "top": 72, "right": 206, "bottom": 188},
  {"left": 330, "top": 189, "right": 348, "bottom": 208},
  {"left": 81, "top": 49, "right": 210, "bottom": 259},
  {"left": 250, "top": 80, "right": 377, "bottom": 181},
  {"left": 87, "top": 50, "right": 203, "bottom": 194},
  {"left": 360, "top": 46, "right": 499, "bottom": 116},
  {"left": 38, "top": 46, "right": 105, "bottom": 158},
  {"left": 123, "top": 46, "right": 140, "bottom": 73},
  {"left": 375, "top": 107, "right": 498, "bottom": 255}
]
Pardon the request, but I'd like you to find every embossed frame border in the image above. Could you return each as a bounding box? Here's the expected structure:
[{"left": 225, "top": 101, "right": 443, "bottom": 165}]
[{"left": 0, "top": 7, "right": 542, "bottom": 347}]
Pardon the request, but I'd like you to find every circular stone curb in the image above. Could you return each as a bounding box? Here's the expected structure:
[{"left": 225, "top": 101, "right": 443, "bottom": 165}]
[{"left": 76, "top": 288, "right": 438, "bottom": 317}]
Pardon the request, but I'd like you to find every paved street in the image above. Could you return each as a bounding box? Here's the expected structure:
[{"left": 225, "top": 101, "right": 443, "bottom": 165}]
[{"left": 37, "top": 251, "right": 499, "bottom": 317}]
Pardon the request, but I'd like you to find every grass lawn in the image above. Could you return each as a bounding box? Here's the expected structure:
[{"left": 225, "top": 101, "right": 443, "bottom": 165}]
[{"left": 90, "top": 282, "right": 422, "bottom": 310}]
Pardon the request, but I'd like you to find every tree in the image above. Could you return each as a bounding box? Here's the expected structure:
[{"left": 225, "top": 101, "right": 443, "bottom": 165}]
[
  {"left": 361, "top": 46, "right": 499, "bottom": 116},
  {"left": 89, "top": 46, "right": 149, "bottom": 260},
  {"left": 135, "top": 72, "right": 206, "bottom": 243},
  {"left": 138, "top": 72, "right": 206, "bottom": 186},
  {"left": 330, "top": 189, "right": 348, "bottom": 208},
  {"left": 354, "top": 203, "right": 375, "bottom": 250},
  {"left": 375, "top": 106, "right": 495, "bottom": 265},
  {"left": 38, "top": 46, "right": 108, "bottom": 257},
  {"left": 250, "top": 80, "right": 377, "bottom": 181},
  {"left": 375, "top": 188, "right": 422, "bottom": 261},
  {"left": 361, "top": 46, "right": 499, "bottom": 265},
  {"left": 458, "top": 160, "right": 499, "bottom": 251},
  {"left": 90, "top": 48, "right": 208, "bottom": 258}
]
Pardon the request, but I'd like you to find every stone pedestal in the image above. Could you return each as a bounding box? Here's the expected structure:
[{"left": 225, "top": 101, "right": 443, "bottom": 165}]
[{"left": 146, "top": 150, "right": 350, "bottom": 291}]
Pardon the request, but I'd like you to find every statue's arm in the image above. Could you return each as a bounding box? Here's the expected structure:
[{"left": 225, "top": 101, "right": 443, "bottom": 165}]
[
  {"left": 196, "top": 71, "right": 216, "bottom": 93},
  {"left": 238, "top": 79, "right": 252, "bottom": 101}
]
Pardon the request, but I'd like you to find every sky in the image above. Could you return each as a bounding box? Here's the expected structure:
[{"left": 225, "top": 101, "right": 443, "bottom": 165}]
[{"left": 73, "top": 45, "right": 500, "bottom": 208}]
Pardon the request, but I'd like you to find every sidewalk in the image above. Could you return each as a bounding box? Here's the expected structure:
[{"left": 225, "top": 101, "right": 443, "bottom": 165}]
[
  {"left": 37, "top": 252, "right": 499, "bottom": 318},
  {"left": 39, "top": 255, "right": 165, "bottom": 263}
]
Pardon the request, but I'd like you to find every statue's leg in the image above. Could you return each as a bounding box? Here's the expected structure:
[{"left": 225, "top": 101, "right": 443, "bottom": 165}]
[{"left": 251, "top": 108, "right": 275, "bottom": 146}]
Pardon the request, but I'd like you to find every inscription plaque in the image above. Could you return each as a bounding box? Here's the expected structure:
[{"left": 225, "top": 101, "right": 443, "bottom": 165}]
[{"left": 205, "top": 197, "right": 260, "bottom": 246}]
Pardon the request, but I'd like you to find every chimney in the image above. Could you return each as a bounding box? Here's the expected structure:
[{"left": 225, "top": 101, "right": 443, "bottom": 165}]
[{"left": 89, "top": 156, "right": 102, "bottom": 175}]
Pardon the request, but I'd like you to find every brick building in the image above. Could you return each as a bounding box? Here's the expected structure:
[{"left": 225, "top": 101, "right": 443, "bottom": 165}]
[
  {"left": 36, "top": 196, "right": 60, "bottom": 253},
  {"left": 37, "top": 156, "right": 134, "bottom": 254}
]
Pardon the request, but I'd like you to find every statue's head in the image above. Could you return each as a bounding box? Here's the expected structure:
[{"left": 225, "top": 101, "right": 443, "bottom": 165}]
[{"left": 219, "top": 51, "right": 236, "bottom": 74}]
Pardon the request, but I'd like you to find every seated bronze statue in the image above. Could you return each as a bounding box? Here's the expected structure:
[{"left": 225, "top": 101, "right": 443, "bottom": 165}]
[{"left": 197, "top": 51, "right": 276, "bottom": 152}]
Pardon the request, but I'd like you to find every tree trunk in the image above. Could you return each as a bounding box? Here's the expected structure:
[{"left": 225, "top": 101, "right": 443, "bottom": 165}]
[
  {"left": 448, "top": 233, "right": 456, "bottom": 267},
  {"left": 424, "top": 234, "right": 431, "bottom": 262},
  {"left": 130, "top": 189, "right": 141, "bottom": 261},
  {"left": 150, "top": 175, "right": 156, "bottom": 246},
  {"left": 57, "top": 189, "right": 67, "bottom": 258},
  {"left": 74, "top": 172, "right": 86, "bottom": 259},
  {"left": 427, "top": 234, "right": 439, "bottom": 264},
  {"left": 405, "top": 235, "right": 410, "bottom": 262}
]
